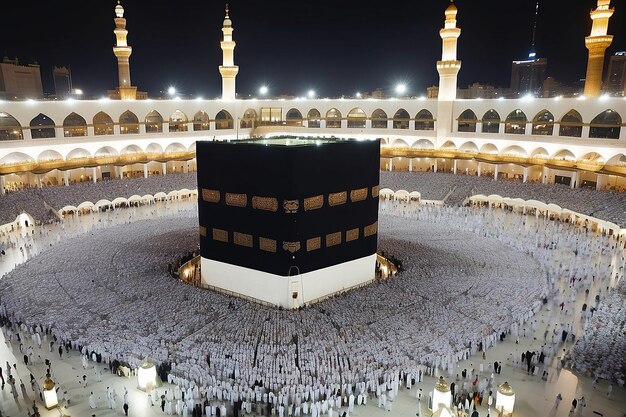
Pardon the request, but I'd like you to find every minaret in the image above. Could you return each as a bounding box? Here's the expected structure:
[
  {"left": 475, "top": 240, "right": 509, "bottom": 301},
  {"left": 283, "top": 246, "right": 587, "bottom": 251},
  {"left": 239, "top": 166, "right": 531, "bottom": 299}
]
[
  {"left": 583, "top": 0, "right": 614, "bottom": 97},
  {"left": 219, "top": 3, "right": 239, "bottom": 101},
  {"left": 436, "top": 0, "right": 462, "bottom": 101},
  {"left": 113, "top": 1, "right": 137, "bottom": 100}
]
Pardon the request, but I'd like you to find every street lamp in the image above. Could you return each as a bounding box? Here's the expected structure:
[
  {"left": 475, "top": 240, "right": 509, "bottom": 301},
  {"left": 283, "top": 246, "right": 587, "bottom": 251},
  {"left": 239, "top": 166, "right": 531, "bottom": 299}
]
[
  {"left": 259, "top": 85, "right": 269, "bottom": 96},
  {"left": 395, "top": 83, "right": 407, "bottom": 96},
  {"left": 496, "top": 381, "right": 515, "bottom": 415},
  {"left": 307, "top": 89, "right": 316, "bottom": 99},
  {"left": 432, "top": 376, "right": 452, "bottom": 413},
  {"left": 167, "top": 86, "right": 176, "bottom": 97},
  {"left": 43, "top": 372, "right": 58, "bottom": 409},
  {"left": 355, "top": 92, "right": 362, "bottom": 99},
  {"left": 137, "top": 359, "right": 158, "bottom": 391}
]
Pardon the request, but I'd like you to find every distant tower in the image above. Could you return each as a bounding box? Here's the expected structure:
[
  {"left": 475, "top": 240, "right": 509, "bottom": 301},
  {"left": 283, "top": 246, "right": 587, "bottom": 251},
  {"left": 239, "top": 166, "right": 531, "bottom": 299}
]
[
  {"left": 583, "top": 0, "right": 614, "bottom": 97},
  {"left": 113, "top": 1, "right": 137, "bottom": 100},
  {"left": 436, "top": 0, "right": 462, "bottom": 101},
  {"left": 219, "top": 3, "right": 239, "bottom": 101}
]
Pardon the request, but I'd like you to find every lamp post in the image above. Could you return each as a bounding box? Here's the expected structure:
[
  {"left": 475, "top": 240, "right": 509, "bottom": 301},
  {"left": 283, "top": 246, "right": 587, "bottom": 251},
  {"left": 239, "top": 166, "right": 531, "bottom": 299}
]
[
  {"left": 137, "top": 358, "right": 158, "bottom": 391},
  {"left": 496, "top": 381, "right": 515, "bottom": 415},
  {"left": 432, "top": 376, "right": 452, "bottom": 413},
  {"left": 43, "top": 372, "right": 58, "bottom": 409}
]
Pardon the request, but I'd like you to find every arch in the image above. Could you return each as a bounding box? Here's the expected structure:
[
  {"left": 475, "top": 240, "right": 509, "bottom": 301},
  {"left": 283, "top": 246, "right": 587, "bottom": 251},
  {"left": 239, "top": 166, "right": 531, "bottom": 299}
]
[
  {"left": 0, "top": 112, "right": 23, "bottom": 140},
  {"left": 165, "top": 143, "right": 186, "bottom": 153},
  {"left": 62, "top": 112, "right": 87, "bottom": 137},
  {"left": 412, "top": 139, "right": 435, "bottom": 149},
  {"left": 93, "top": 111, "right": 114, "bottom": 136},
  {"left": 392, "top": 138, "right": 409, "bottom": 148},
  {"left": 307, "top": 109, "right": 321, "bottom": 128},
  {"left": 66, "top": 148, "right": 92, "bottom": 160},
  {"left": 606, "top": 153, "right": 626, "bottom": 166},
  {"left": 188, "top": 142, "right": 196, "bottom": 152},
  {"left": 551, "top": 149, "right": 576, "bottom": 161},
  {"left": 479, "top": 143, "right": 499, "bottom": 154},
  {"left": 120, "top": 144, "right": 143, "bottom": 155},
  {"left": 415, "top": 109, "right": 434, "bottom": 131},
  {"left": 347, "top": 108, "right": 366, "bottom": 128},
  {"left": 579, "top": 152, "right": 605, "bottom": 164},
  {"left": 240, "top": 108, "right": 257, "bottom": 129},
  {"left": 94, "top": 146, "right": 118, "bottom": 157},
  {"left": 29, "top": 113, "right": 56, "bottom": 139},
  {"left": 371, "top": 109, "right": 388, "bottom": 129},
  {"left": 326, "top": 108, "right": 342, "bottom": 128},
  {"left": 530, "top": 147, "right": 549, "bottom": 159},
  {"left": 119, "top": 110, "right": 139, "bottom": 134},
  {"left": 169, "top": 110, "right": 189, "bottom": 132},
  {"left": 286, "top": 108, "right": 303, "bottom": 127},
  {"left": 0, "top": 152, "right": 34, "bottom": 164},
  {"left": 589, "top": 109, "right": 621, "bottom": 139},
  {"left": 193, "top": 111, "right": 210, "bottom": 131},
  {"left": 459, "top": 141, "right": 479, "bottom": 153},
  {"left": 504, "top": 109, "right": 527, "bottom": 134},
  {"left": 145, "top": 143, "right": 163, "bottom": 153},
  {"left": 37, "top": 149, "right": 63, "bottom": 162},
  {"left": 481, "top": 109, "right": 500, "bottom": 133},
  {"left": 531, "top": 109, "right": 554, "bottom": 136},
  {"left": 559, "top": 109, "right": 583, "bottom": 138},
  {"left": 500, "top": 145, "right": 528, "bottom": 157},
  {"left": 392, "top": 108, "right": 410, "bottom": 129},
  {"left": 215, "top": 110, "right": 234, "bottom": 130},
  {"left": 145, "top": 110, "right": 163, "bottom": 133},
  {"left": 457, "top": 109, "right": 477, "bottom": 132},
  {"left": 440, "top": 140, "right": 457, "bottom": 150}
]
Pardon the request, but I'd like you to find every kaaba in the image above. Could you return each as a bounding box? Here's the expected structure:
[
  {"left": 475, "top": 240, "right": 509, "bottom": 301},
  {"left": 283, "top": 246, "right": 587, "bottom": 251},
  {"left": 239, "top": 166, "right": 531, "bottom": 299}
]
[{"left": 197, "top": 137, "right": 380, "bottom": 308}]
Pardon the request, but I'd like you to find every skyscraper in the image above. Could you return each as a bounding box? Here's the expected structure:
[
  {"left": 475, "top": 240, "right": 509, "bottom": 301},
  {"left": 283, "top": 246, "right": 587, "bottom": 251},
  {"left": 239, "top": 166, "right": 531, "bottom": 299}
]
[
  {"left": 52, "top": 66, "right": 72, "bottom": 98},
  {"left": 605, "top": 52, "right": 626, "bottom": 95},
  {"left": 510, "top": 56, "right": 547, "bottom": 96}
]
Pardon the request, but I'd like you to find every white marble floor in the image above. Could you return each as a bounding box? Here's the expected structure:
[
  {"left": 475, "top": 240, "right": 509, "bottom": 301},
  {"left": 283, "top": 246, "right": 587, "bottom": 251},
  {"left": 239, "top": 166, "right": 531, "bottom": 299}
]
[{"left": 0, "top": 201, "right": 625, "bottom": 417}]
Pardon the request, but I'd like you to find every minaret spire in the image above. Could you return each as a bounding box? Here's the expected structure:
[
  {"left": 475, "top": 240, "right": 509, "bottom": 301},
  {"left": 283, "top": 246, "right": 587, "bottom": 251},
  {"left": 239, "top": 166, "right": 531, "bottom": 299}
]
[
  {"left": 113, "top": 1, "right": 137, "bottom": 100},
  {"left": 436, "top": 0, "right": 462, "bottom": 101},
  {"left": 219, "top": 2, "right": 239, "bottom": 100},
  {"left": 583, "top": 0, "right": 614, "bottom": 97}
]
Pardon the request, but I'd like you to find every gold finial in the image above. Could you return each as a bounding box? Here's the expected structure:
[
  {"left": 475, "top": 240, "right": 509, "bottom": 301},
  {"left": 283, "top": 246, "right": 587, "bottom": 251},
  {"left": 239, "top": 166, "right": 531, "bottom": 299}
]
[{"left": 225, "top": 3, "right": 229, "bottom": 17}]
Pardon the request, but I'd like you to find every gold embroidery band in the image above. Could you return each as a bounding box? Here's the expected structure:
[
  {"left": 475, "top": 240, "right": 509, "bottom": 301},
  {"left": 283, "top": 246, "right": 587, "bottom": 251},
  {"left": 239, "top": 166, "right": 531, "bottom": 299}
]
[
  {"left": 364, "top": 221, "right": 378, "bottom": 237},
  {"left": 202, "top": 188, "right": 220, "bottom": 203},
  {"left": 234, "top": 232, "right": 253, "bottom": 248},
  {"left": 372, "top": 185, "right": 380, "bottom": 198},
  {"left": 252, "top": 196, "right": 278, "bottom": 212},
  {"left": 304, "top": 195, "right": 324, "bottom": 211},
  {"left": 259, "top": 237, "right": 277, "bottom": 253},
  {"left": 306, "top": 237, "right": 321, "bottom": 252},
  {"left": 328, "top": 191, "right": 347, "bottom": 206},
  {"left": 225, "top": 193, "right": 248, "bottom": 207},
  {"left": 199, "top": 226, "right": 207, "bottom": 237},
  {"left": 346, "top": 228, "right": 359, "bottom": 242},
  {"left": 326, "top": 231, "right": 342, "bottom": 247},
  {"left": 350, "top": 188, "right": 368, "bottom": 202},
  {"left": 283, "top": 241, "right": 301, "bottom": 253},
  {"left": 212, "top": 228, "right": 228, "bottom": 242}
]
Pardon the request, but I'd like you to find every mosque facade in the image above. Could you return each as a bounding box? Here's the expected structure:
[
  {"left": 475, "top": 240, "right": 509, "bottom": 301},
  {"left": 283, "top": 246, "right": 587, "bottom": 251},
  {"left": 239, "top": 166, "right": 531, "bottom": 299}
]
[{"left": 0, "top": 0, "right": 624, "bottom": 194}]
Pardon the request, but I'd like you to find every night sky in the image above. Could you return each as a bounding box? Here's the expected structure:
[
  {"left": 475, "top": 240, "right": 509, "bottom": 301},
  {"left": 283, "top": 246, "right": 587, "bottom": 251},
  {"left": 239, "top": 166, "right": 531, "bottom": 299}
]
[{"left": 1, "top": 0, "right": 624, "bottom": 98}]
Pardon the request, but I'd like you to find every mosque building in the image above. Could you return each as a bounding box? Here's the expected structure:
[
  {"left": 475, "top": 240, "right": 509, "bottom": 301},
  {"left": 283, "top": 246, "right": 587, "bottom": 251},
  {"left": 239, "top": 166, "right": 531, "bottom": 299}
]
[
  {"left": 0, "top": 1, "right": 624, "bottom": 197},
  {"left": 0, "top": 2, "right": 625, "bottom": 417}
]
